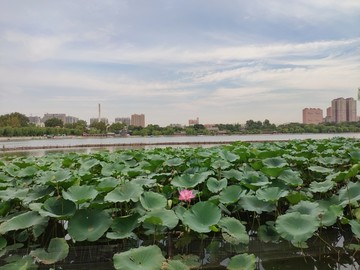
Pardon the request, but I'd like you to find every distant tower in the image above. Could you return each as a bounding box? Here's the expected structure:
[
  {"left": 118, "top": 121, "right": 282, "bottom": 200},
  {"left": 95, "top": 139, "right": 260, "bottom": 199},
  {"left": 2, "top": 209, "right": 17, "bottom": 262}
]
[
  {"left": 358, "top": 87, "right": 360, "bottom": 101},
  {"left": 98, "top": 104, "right": 101, "bottom": 122}
]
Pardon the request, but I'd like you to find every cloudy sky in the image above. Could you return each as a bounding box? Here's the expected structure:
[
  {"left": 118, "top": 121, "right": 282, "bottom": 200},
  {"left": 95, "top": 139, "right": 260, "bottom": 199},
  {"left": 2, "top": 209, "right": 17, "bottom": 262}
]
[{"left": 0, "top": 0, "right": 359, "bottom": 126}]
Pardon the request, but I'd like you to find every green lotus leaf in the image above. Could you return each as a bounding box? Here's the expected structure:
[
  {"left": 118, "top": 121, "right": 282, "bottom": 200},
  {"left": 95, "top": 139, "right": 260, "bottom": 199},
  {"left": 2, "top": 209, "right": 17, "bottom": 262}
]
[
  {"left": 164, "top": 158, "right": 183, "bottom": 167},
  {"left": 174, "top": 205, "right": 186, "bottom": 222},
  {"left": 219, "top": 185, "right": 245, "bottom": 204},
  {"left": 218, "top": 217, "right": 249, "bottom": 244},
  {"left": 183, "top": 201, "right": 221, "bottom": 233},
  {"left": 287, "top": 201, "right": 321, "bottom": 216},
  {"left": 276, "top": 212, "right": 320, "bottom": 243},
  {"left": 171, "top": 171, "right": 213, "bottom": 188},
  {"left": 107, "top": 214, "right": 140, "bottom": 240},
  {"left": 349, "top": 150, "right": 360, "bottom": 162},
  {"left": 104, "top": 182, "right": 143, "bottom": 203},
  {"left": 240, "top": 171, "right": 270, "bottom": 189},
  {"left": 349, "top": 220, "right": 360, "bottom": 239},
  {"left": 345, "top": 164, "right": 360, "bottom": 178},
  {"left": 257, "top": 221, "right": 280, "bottom": 243},
  {"left": 101, "top": 163, "right": 125, "bottom": 177},
  {"left": 37, "top": 169, "right": 72, "bottom": 185},
  {"left": 227, "top": 253, "right": 256, "bottom": 270},
  {"left": 62, "top": 185, "right": 98, "bottom": 204},
  {"left": 41, "top": 197, "right": 76, "bottom": 218},
  {"left": 239, "top": 195, "right": 276, "bottom": 214},
  {"left": 140, "top": 191, "right": 167, "bottom": 210},
  {"left": 0, "top": 201, "right": 12, "bottom": 217},
  {"left": 278, "top": 169, "right": 303, "bottom": 186},
  {"left": 0, "top": 188, "right": 28, "bottom": 201},
  {"left": 96, "top": 177, "right": 120, "bottom": 191},
  {"left": 309, "top": 179, "right": 335, "bottom": 193},
  {"left": 219, "top": 150, "right": 239, "bottom": 162},
  {"left": 317, "top": 156, "right": 344, "bottom": 166},
  {"left": 78, "top": 158, "right": 100, "bottom": 176},
  {"left": 222, "top": 169, "right": 242, "bottom": 181},
  {"left": 286, "top": 191, "right": 310, "bottom": 205},
  {"left": 308, "top": 166, "right": 333, "bottom": 174},
  {"left": 23, "top": 186, "right": 55, "bottom": 204},
  {"left": 318, "top": 203, "right": 343, "bottom": 227},
  {"left": 211, "top": 159, "right": 231, "bottom": 170},
  {"left": 0, "top": 236, "right": 6, "bottom": 250},
  {"left": 0, "top": 255, "right": 36, "bottom": 270},
  {"left": 206, "top": 177, "right": 228, "bottom": 193},
  {"left": 261, "top": 166, "right": 286, "bottom": 178},
  {"left": 30, "top": 238, "right": 69, "bottom": 264},
  {"left": 139, "top": 209, "right": 179, "bottom": 229},
  {"left": 256, "top": 187, "right": 289, "bottom": 202},
  {"left": 113, "top": 245, "right": 166, "bottom": 270},
  {"left": 0, "top": 211, "right": 48, "bottom": 234},
  {"left": 262, "top": 157, "right": 288, "bottom": 168},
  {"left": 326, "top": 171, "right": 348, "bottom": 183},
  {"left": 68, "top": 209, "right": 112, "bottom": 241},
  {"left": 16, "top": 166, "right": 38, "bottom": 178},
  {"left": 338, "top": 181, "right": 360, "bottom": 206},
  {"left": 172, "top": 254, "right": 200, "bottom": 269},
  {"left": 164, "top": 260, "right": 190, "bottom": 270}
]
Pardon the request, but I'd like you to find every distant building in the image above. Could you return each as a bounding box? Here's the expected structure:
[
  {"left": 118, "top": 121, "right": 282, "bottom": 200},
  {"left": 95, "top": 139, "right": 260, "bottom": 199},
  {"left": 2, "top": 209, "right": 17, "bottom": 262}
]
[
  {"left": 28, "top": 116, "right": 42, "bottom": 126},
  {"left": 131, "top": 114, "right": 145, "bottom": 127},
  {"left": 65, "top": 116, "right": 79, "bottom": 124},
  {"left": 42, "top": 113, "right": 66, "bottom": 124},
  {"left": 115, "top": 117, "right": 131, "bottom": 125},
  {"left": 302, "top": 108, "right": 323, "bottom": 125},
  {"left": 90, "top": 118, "right": 109, "bottom": 125},
  {"left": 188, "top": 117, "right": 199, "bottom": 126},
  {"left": 330, "top": 97, "right": 357, "bottom": 123}
]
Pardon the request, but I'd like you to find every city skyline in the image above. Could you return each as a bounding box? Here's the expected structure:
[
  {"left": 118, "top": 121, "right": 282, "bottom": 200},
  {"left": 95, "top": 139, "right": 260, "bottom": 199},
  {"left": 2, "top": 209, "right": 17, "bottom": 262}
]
[{"left": 0, "top": 1, "right": 359, "bottom": 126}]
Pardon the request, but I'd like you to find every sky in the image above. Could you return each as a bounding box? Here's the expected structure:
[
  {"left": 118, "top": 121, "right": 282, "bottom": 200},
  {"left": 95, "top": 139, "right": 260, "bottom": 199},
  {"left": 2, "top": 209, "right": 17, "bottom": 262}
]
[{"left": 0, "top": 0, "right": 359, "bottom": 126}]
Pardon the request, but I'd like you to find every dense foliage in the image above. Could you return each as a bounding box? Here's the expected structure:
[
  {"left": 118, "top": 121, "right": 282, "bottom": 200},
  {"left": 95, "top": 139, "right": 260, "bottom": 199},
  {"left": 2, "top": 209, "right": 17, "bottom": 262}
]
[{"left": 0, "top": 138, "right": 359, "bottom": 269}]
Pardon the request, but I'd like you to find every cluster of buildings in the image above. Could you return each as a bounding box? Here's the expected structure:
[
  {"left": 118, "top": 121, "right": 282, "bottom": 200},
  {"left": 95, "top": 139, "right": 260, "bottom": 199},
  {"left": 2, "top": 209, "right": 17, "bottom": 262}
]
[{"left": 303, "top": 97, "right": 357, "bottom": 124}]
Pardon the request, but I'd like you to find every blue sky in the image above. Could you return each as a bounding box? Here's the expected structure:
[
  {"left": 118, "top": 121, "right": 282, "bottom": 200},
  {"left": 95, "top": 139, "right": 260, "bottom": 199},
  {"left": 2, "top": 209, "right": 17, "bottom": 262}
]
[{"left": 0, "top": 0, "right": 359, "bottom": 126}]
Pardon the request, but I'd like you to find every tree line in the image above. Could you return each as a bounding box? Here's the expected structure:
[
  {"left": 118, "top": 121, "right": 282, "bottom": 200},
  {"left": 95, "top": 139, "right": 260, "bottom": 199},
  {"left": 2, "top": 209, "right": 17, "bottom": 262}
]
[{"left": 1, "top": 112, "right": 360, "bottom": 137}]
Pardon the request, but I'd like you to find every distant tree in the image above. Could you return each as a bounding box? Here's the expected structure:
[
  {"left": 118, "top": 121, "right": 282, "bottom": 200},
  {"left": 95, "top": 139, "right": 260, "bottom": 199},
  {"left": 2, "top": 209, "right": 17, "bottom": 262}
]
[
  {"left": 108, "top": 122, "right": 126, "bottom": 133},
  {"left": 89, "top": 121, "right": 107, "bottom": 133},
  {"left": 44, "top": 118, "right": 64, "bottom": 127},
  {"left": 0, "top": 112, "right": 29, "bottom": 127}
]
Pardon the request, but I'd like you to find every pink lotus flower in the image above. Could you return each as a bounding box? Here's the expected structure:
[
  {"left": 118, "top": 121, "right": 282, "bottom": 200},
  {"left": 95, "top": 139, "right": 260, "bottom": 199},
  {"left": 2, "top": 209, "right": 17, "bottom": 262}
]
[{"left": 179, "top": 189, "right": 195, "bottom": 202}]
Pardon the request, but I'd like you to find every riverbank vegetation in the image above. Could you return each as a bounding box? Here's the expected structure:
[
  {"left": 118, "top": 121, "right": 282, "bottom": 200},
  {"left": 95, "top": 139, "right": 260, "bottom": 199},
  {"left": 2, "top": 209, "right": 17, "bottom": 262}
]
[
  {"left": 0, "top": 138, "right": 359, "bottom": 269},
  {"left": 2, "top": 112, "right": 360, "bottom": 138}
]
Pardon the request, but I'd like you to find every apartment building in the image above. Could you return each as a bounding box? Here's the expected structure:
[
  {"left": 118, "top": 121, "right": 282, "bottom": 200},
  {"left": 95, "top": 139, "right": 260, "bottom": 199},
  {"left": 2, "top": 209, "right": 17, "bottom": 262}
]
[
  {"left": 131, "top": 114, "right": 145, "bottom": 127},
  {"left": 302, "top": 108, "right": 323, "bottom": 124}
]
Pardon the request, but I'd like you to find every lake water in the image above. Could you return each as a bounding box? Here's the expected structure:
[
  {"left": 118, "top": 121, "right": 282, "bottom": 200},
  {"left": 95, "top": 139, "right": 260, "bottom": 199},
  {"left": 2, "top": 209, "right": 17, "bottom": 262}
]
[{"left": 1, "top": 133, "right": 360, "bottom": 157}]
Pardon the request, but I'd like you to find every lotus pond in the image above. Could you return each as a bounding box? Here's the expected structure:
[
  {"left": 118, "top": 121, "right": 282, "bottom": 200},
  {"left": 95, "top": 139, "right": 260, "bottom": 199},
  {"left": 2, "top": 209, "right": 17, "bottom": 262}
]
[{"left": 0, "top": 137, "right": 359, "bottom": 269}]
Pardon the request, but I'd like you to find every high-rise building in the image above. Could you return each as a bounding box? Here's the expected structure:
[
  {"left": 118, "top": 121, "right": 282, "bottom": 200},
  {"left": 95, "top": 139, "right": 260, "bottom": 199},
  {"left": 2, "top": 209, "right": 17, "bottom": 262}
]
[
  {"left": 302, "top": 108, "right": 323, "bottom": 124},
  {"left": 115, "top": 117, "right": 131, "bottom": 125},
  {"left": 65, "top": 116, "right": 79, "bottom": 124},
  {"left": 42, "top": 113, "right": 66, "bottom": 124},
  {"left": 131, "top": 114, "right": 145, "bottom": 127},
  {"left": 346, "top": 98, "right": 357, "bottom": 122},
  {"left": 188, "top": 117, "right": 199, "bottom": 126},
  {"left": 330, "top": 97, "right": 357, "bottom": 123}
]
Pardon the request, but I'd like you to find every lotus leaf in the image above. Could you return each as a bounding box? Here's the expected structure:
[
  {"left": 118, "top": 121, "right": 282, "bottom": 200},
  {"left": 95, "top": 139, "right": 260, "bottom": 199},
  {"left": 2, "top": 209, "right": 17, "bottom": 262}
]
[
  {"left": 338, "top": 181, "right": 360, "bottom": 206},
  {"left": 139, "top": 209, "right": 179, "bottom": 229},
  {"left": 286, "top": 191, "right": 309, "bottom": 205},
  {"left": 287, "top": 201, "right": 321, "bottom": 216},
  {"left": 219, "top": 185, "right": 245, "bottom": 204},
  {"left": 62, "top": 185, "right": 98, "bottom": 204},
  {"left": 140, "top": 191, "right": 167, "bottom": 210},
  {"left": 100, "top": 163, "right": 125, "bottom": 177},
  {"left": 239, "top": 195, "right": 276, "bottom": 214},
  {"left": 349, "top": 220, "right": 360, "bottom": 239},
  {"left": 96, "top": 177, "right": 119, "bottom": 191},
  {"left": 207, "top": 177, "right": 228, "bottom": 193},
  {"left": 41, "top": 197, "right": 76, "bottom": 218},
  {"left": 218, "top": 217, "right": 249, "bottom": 244},
  {"left": 113, "top": 245, "right": 166, "bottom": 270},
  {"left": 164, "top": 260, "right": 190, "bottom": 270},
  {"left": 227, "top": 253, "right": 256, "bottom": 270},
  {"left": 308, "top": 166, "right": 333, "bottom": 174},
  {"left": 23, "top": 186, "right": 55, "bottom": 204},
  {"left": 256, "top": 187, "right": 289, "bottom": 202},
  {"left": 78, "top": 158, "right": 100, "bottom": 176},
  {"left": 219, "top": 150, "right": 239, "bottom": 162},
  {"left": 318, "top": 204, "right": 342, "bottom": 226},
  {"left": 262, "top": 157, "right": 288, "bottom": 168},
  {"left": 183, "top": 201, "right": 221, "bottom": 233},
  {"left": 30, "top": 238, "right": 69, "bottom": 264},
  {"left": 222, "top": 169, "right": 242, "bottom": 181},
  {"left": 211, "top": 159, "right": 231, "bottom": 170},
  {"left": 349, "top": 150, "right": 360, "bottom": 162},
  {"left": 16, "top": 166, "right": 38, "bottom": 178},
  {"left": 172, "top": 254, "right": 200, "bottom": 269},
  {"left": 171, "top": 171, "right": 212, "bottom": 188},
  {"left": 278, "top": 169, "right": 303, "bottom": 186},
  {"left": 257, "top": 221, "right": 280, "bottom": 243},
  {"left": 0, "top": 255, "right": 36, "bottom": 270},
  {"left": 240, "top": 171, "right": 269, "bottom": 189},
  {"left": 68, "top": 209, "right": 112, "bottom": 241},
  {"left": 317, "top": 156, "right": 344, "bottom": 166},
  {"left": 107, "top": 214, "right": 140, "bottom": 240},
  {"left": 104, "top": 181, "right": 143, "bottom": 203},
  {"left": 0, "top": 188, "right": 28, "bottom": 201},
  {"left": 37, "top": 169, "right": 72, "bottom": 185},
  {"left": 0, "top": 201, "right": 12, "bottom": 217},
  {"left": 0, "top": 236, "right": 6, "bottom": 250},
  {"left": 0, "top": 211, "right": 48, "bottom": 234},
  {"left": 164, "top": 158, "right": 183, "bottom": 167},
  {"left": 276, "top": 212, "right": 320, "bottom": 244},
  {"left": 346, "top": 164, "right": 360, "bottom": 178},
  {"left": 309, "top": 179, "right": 334, "bottom": 193}
]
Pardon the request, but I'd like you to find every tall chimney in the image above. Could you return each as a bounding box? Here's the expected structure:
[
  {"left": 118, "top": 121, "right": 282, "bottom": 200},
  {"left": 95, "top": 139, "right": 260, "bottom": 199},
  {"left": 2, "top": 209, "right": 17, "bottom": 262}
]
[{"left": 98, "top": 103, "right": 101, "bottom": 122}]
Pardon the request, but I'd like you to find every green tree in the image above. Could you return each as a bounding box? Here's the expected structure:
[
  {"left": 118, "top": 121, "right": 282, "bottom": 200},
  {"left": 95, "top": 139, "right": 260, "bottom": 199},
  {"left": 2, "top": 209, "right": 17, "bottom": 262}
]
[
  {"left": 44, "top": 118, "right": 64, "bottom": 127},
  {"left": 0, "top": 112, "right": 29, "bottom": 127}
]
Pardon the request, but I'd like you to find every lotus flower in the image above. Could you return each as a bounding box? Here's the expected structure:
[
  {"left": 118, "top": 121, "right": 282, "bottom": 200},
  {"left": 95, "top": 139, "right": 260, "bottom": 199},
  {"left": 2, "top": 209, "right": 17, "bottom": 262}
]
[{"left": 179, "top": 189, "right": 195, "bottom": 202}]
